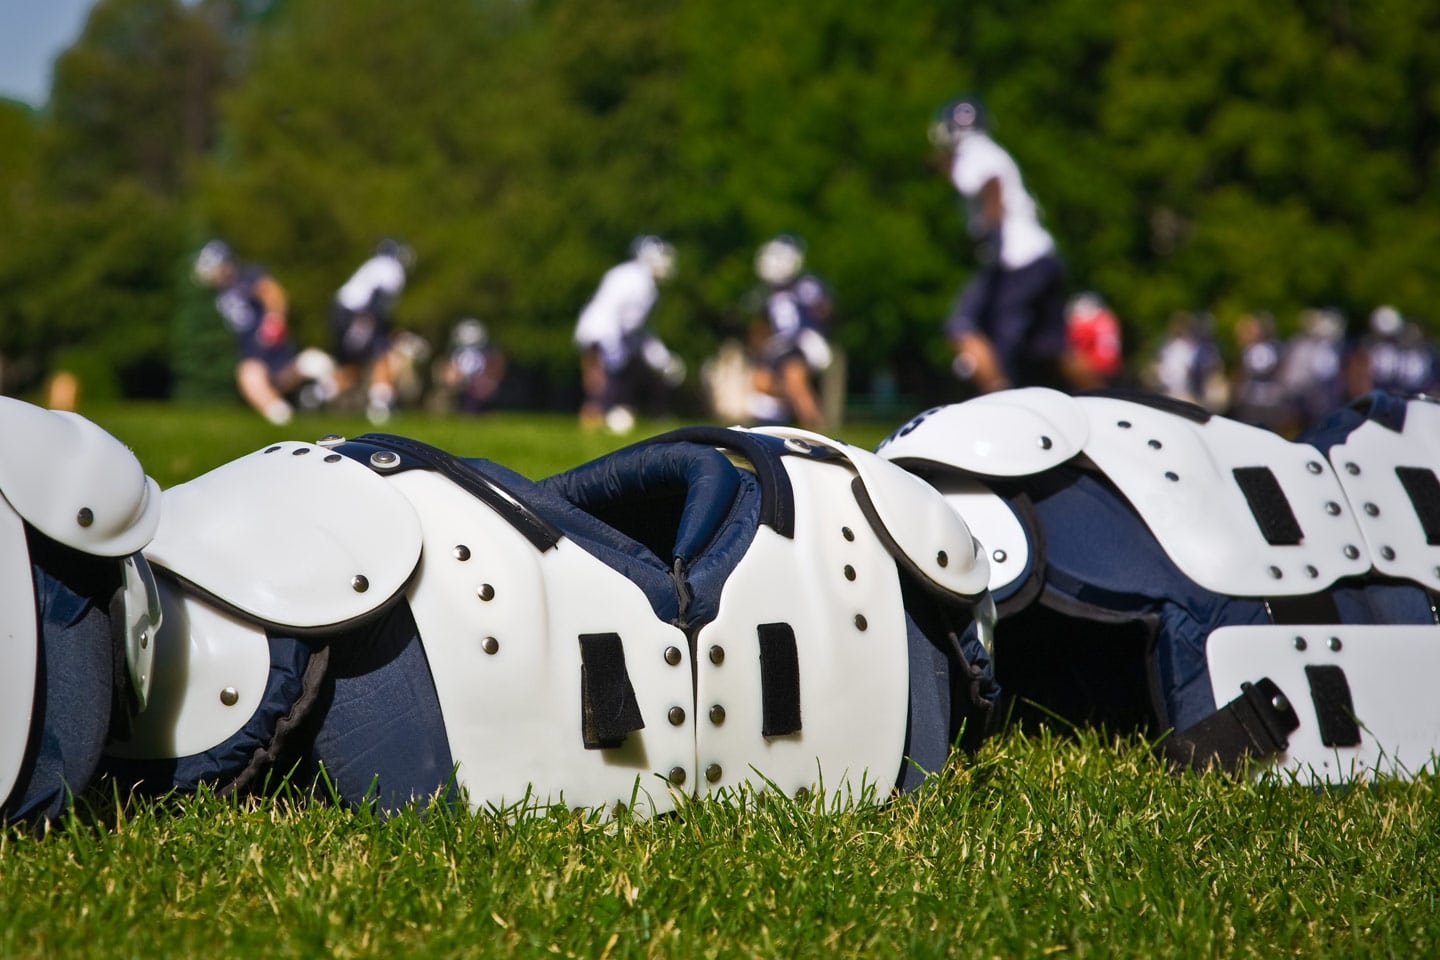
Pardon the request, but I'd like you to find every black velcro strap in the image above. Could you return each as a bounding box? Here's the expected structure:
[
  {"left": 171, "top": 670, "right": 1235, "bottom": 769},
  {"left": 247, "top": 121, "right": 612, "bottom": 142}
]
[
  {"left": 1163, "top": 677, "right": 1299, "bottom": 774},
  {"left": 1267, "top": 593, "right": 1342, "bottom": 625},
  {"left": 578, "top": 633, "right": 645, "bottom": 749},
  {"left": 1396, "top": 466, "right": 1440, "bottom": 545},
  {"left": 1304, "top": 664, "right": 1362, "bottom": 747},
  {"left": 757, "top": 622, "right": 802, "bottom": 737},
  {"left": 1233, "top": 467, "right": 1304, "bottom": 545}
]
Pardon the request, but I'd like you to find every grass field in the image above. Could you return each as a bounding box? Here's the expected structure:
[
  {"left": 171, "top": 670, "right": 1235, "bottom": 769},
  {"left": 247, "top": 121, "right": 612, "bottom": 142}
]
[{"left": 5, "top": 402, "right": 1439, "bottom": 958}]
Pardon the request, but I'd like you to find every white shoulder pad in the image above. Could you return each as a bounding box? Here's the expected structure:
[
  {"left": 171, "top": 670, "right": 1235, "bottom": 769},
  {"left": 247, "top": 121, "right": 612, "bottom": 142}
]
[
  {"left": 0, "top": 495, "right": 37, "bottom": 809},
  {"left": 145, "top": 441, "right": 423, "bottom": 630},
  {"left": 1208, "top": 624, "right": 1440, "bottom": 783},
  {"left": 393, "top": 470, "right": 694, "bottom": 818},
  {"left": 1076, "top": 396, "right": 1371, "bottom": 595},
  {"left": 750, "top": 426, "right": 989, "bottom": 600},
  {"left": 877, "top": 388, "right": 1089, "bottom": 478},
  {"left": 929, "top": 476, "right": 1032, "bottom": 595},
  {"left": 0, "top": 397, "right": 159, "bottom": 556},
  {"left": 1327, "top": 398, "right": 1440, "bottom": 591}
]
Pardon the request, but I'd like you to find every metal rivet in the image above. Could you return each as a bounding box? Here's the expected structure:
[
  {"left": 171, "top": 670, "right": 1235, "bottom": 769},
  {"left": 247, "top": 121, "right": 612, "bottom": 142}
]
[
  {"left": 668, "top": 766, "right": 687, "bottom": 786},
  {"left": 1325, "top": 502, "right": 1341, "bottom": 516},
  {"left": 665, "top": 646, "right": 682, "bottom": 666},
  {"left": 709, "top": 704, "right": 726, "bottom": 725},
  {"left": 482, "top": 636, "right": 499, "bottom": 655},
  {"left": 784, "top": 437, "right": 813, "bottom": 454},
  {"left": 992, "top": 549, "right": 1008, "bottom": 563},
  {"left": 317, "top": 434, "right": 345, "bottom": 447},
  {"left": 324, "top": 454, "right": 342, "bottom": 463},
  {"left": 76, "top": 507, "right": 94, "bottom": 528},
  {"left": 1148, "top": 439, "right": 1163, "bottom": 450},
  {"left": 668, "top": 706, "right": 686, "bottom": 726},
  {"left": 841, "top": 526, "right": 855, "bottom": 542},
  {"left": 708, "top": 645, "right": 724, "bottom": 665},
  {"left": 1038, "top": 435, "right": 1053, "bottom": 450},
  {"left": 139, "top": 631, "right": 149, "bottom": 649},
  {"left": 843, "top": 564, "right": 856, "bottom": 581},
  {"left": 1344, "top": 544, "right": 1360, "bottom": 559},
  {"left": 936, "top": 550, "right": 949, "bottom": 568},
  {"left": 264, "top": 445, "right": 281, "bottom": 454},
  {"left": 1165, "top": 471, "right": 1179, "bottom": 482},
  {"left": 220, "top": 687, "right": 239, "bottom": 706},
  {"left": 477, "top": 583, "right": 495, "bottom": 601},
  {"left": 854, "top": 614, "right": 868, "bottom": 631},
  {"left": 1345, "top": 462, "right": 1360, "bottom": 475},
  {"left": 1381, "top": 546, "right": 1397, "bottom": 561},
  {"left": 706, "top": 763, "right": 722, "bottom": 783},
  {"left": 1272, "top": 694, "right": 1290, "bottom": 713},
  {"left": 1294, "top": 636, "right": 1307, "bottom": 651},
  {"left": 1364, "top": 503, "right": 1380, "bottom": 517},
  {"left": 370, "top": 451, "right": 399, "bottom": 469},
  {"left": 453, "top": 545, "right": 471, "bottom": 561},
  {"left": 1306, "top": 461, "right": 1322, "bottom": 475},
  {"left": 1267, "top": 566, "right": 1282, "bottom": 580},
  {"left": 351, "top": 575, "right": 369, "bottom": 593},
  {"left": 1328, "top": 636, "right": 1343, "bottom": 652},
  {"left": 1117, "top": 420, "right": 1132, "bottom": 429},
  {"left": 1304, "top": 565, "right": 1319, "bottom": 579},
  {"left": 292, "top": 447, "right": 310, "bottom": 456}
]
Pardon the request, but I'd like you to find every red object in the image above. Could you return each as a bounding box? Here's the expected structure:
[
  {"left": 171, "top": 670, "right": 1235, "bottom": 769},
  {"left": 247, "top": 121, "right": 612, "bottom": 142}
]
[{"left": 1068, "top": 302, "right": 1122, "bottom": 377}]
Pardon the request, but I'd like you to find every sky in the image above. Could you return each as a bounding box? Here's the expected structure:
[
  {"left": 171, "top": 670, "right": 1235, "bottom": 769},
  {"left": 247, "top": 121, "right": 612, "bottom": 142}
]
[{"left": 0, "top": 0, "right": 96, "bottom": 106}]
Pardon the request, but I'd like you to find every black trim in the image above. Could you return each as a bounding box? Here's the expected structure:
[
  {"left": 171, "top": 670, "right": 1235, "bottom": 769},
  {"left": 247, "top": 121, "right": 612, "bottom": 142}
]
[
  {"left": 578, "top": 633, "right": 645, "bottom": 749},
  {"left": 1163, "top": 677, "right": 1298, "bottom": 773},
  {"left": 1396, "top": 466, "right": 1440, "bottom": 545},
  {"left": 344, "top": 434, "right": 562, "bottom": 552},
  {"left": 1080, "top": 387, "right": 1213, "bottom": 423},
  {"left": 1267, "top": 593, "right": 1342, "bottom": 625},
  {"left": 1233, "top": 467, "right": 1304, "bottom": 546},
  {"left": 757, "top": 622, "right": 802, "bottom": 737},
  {"left": 1305, "top": 664, "right": 1362, "bottom": 748}
]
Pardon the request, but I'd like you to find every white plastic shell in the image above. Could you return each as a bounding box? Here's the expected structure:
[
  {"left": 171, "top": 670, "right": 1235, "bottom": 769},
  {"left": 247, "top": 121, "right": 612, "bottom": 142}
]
[
  {"left": 118, "top": 554, "right": 162, "bottom": 711},
  {"left": 107, "top": 575, "right": 271, "bottom": 759},
  {"left": 1075, "top": 396, "right": 1371, "bottom": 595},
  {"left": 1326, "top": 398, "right": 1440, "bottom": 591},
  {"left": 0, "top": 495, "right": 37, "bottom": 808},
  {"left": 1207, "top": 624, "right": 1440, "bottom": 783},
  {"left": 144, "top": 442, "right": 423, "bottom": 630},
  {"left": 694, "top": 453, "right": 911, "bottom": 801},
  {"left": 0, "top": 397, "right": 159, "bottom": 557},
  {"left": 877, "top": 387, "right": 1089, "bottom": 477},
  {"left": 394, "top": 470, "right": 695, "bottom": 818}
]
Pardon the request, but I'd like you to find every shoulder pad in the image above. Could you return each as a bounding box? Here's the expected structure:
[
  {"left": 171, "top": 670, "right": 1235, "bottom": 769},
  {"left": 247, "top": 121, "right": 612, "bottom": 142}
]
[
  {"left": 749, "top": 426, "right": 989, "bottom": 600},
  {"left": 1075, "top": 395, "right": 1370, "bottom": 595},
  {"left": 145, "top": 440, "right": 423, "bottom": 631},
  {"left": 1327, "top": 396, "right": 1440, "bottom": 591},
  {"left": 0, "top": 397, "right": 159, "bottom": 556},
  {"left": 877, "top": 388, "right": 1088, "bottom": 478},
  {"left": 0, "top": 496, "right": 37, "bottom": 809}
]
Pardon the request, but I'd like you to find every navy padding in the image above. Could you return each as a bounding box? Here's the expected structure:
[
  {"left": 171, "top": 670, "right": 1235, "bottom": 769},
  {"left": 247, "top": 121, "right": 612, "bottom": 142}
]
[
  {"left": 638, "top": 426, "right": 796, "bottom": 538},
  {"left": 1022, "top": 468, "right": 1269, "bottom": 732},
  {"left": 5, "top": 553, "right": 117, "bottom": 823},
  {"left": 897, "top": 613, "right": 953, "bottom": 792},
  {"left": 302, "top": 603, "right": 454, "bottom": 810},
  {"left": 539, "top": 443, "right": 743, "bottom": 563},
  {"left": 1297, "top": 390, "right": 1409, "bottom": 452},
  {"left": 107, "top": 634, "right": 314, "bottom": 793}
]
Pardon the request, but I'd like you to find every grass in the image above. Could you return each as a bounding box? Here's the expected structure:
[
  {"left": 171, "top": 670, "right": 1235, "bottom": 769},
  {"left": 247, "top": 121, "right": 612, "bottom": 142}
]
[{"left": 7, "top": 401, "right": 1439, "bottom": 957}]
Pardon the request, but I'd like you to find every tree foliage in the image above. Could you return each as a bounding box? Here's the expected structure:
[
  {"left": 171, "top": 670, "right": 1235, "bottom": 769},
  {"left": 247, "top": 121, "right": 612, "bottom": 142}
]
[{"left": 3, "top": 0, "right": 1440, "bottom": 402}]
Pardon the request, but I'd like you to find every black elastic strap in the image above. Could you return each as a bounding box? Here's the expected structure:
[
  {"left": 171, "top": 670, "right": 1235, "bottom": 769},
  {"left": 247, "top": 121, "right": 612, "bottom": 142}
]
[
  {"left": 1304, "top": 664, "right": 1362, "bottom": 747},
  {"left": 578, "top": 633, "right": 645, "bottom": 749},
  {"left": 1233, "top": 467, "right": 1304, "bottom": 545},
  {"left": 757, "top": 622, "right": 802, "bottom": 737},
  {"left": 1163, "top": 677, "right": 1299, "bottom": 774},
  {"left": 1267, "top": 593, "right": 1342, "bottom": 625},
  {"left": 1396, "top": 466, "right": 1440, "bottom": 545}
]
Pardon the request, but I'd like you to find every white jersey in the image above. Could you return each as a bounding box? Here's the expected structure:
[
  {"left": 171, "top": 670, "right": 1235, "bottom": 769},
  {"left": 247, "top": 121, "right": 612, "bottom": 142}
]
[
  {"left": 950, "top": 132, "right": 1055, "bottom": 270},
  {"left": 573, "top": 259, "right": 658, "bottom": 370},
  {"left": 337, "top": 253, "right": 407, "bottom": 312}
]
